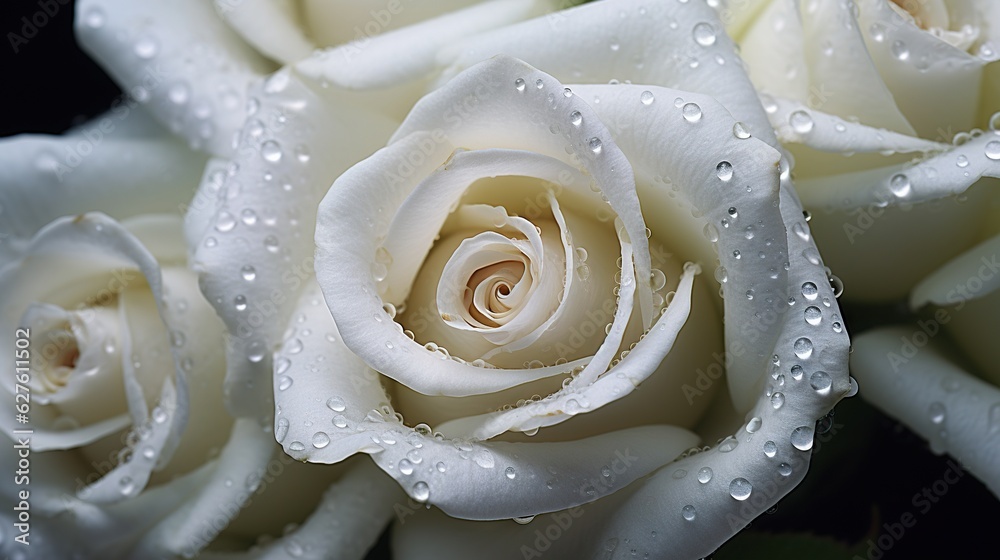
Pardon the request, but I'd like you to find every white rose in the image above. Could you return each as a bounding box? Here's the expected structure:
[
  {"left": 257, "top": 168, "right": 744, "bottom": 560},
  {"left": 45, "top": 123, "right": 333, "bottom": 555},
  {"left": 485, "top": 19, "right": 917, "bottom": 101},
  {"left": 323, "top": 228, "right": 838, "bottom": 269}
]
[
  {"left": 73, "top": 0, "right": 562, "bottom": 157},
  {"left": 725, "top": 0, "right": 1000, "bottom": 301},
  {"left": 186, "top": 1, "right": 854, "bottom": 557}
]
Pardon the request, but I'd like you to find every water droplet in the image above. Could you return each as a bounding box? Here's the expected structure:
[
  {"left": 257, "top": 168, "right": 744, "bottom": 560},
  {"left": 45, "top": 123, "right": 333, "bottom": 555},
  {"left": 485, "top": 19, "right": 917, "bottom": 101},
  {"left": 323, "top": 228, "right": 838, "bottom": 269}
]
[
  {"left": 134, "top": 37, "right": 158, "bottom": 59},
  {"left": 505, "top": 467, "right": 517, "bottom": 479},
  {"left": 399, "top": 458, "right": 414, "bottom": 475},
  {"left": 810, "top": 371, "right": 832, "bottom": 394},
  {"left": 168, "top": 83, "right": 189, "bottom": 104},
  {"left": 261, "top": 140, "right": 282, "bottom": 162},
  {"left": 588, "top": 137, "right": 603, "bottom": 154},
  {"left": 986, "top": 141, "right": 1000, "bottom": 160},
  {"left": 693, "top": 22, "right": 717, "bottom": 46},
  {"left": 295, "top": 144, "right": 311, "bottom": 163},
  {"left": 733, "top": 122, "right": 751, "bottom": 139},
  {"left": 846, "top": 376, "right": 859, "bottom": 397},
  {"left": 312, "top": 432, "right": 330, "bottom": 448},
  {"left": 640, "top": 90, "right": 655, "bottom": 105},
  {"left": 957, "top": 154, "right": 969, "bottom": 168},
  {"left": 719, "top": 436, "right": 739, "bottom": 452},
  {"left": 763, "top": 440, "right": 777, "bottom": 457},
  {"left": 928, "top": 402, "right": 946, "bottom": 424},
  {"left": 289, "top": 441, "right": 305, "bottom": 452},
  {"left": 514, "top": 78, "right": 526, "bottom": 92},
  {"left": 474, "top": 448, "right": 495, "bottom": 469},
  {"left": 412, "top": 481, "right": 430, "bottom": 502},
  {"left": 793, "top": 337, "right": 814, "bottom": 359},
  {"left": 277, "top": 376, "right": 293, "bottom": 391},
  {"left": 697, "top": 467, "right": 713, "bottom": 484},
  {"left": 789, "top": 110, "right": 814, "bottom": 134},
  {"left": 241, "top": 265, "right": 257, "bottom": 281},
  {"left": 778, "top": 463, "right": 793, "bottom": 476},
  {"left": 801, "top": 282, "right": 818, "bottom": 300},
  {"left": 535, "top": 79, "right": 545, "bottom": 90},
  {"left": 729, "top": 478, "right": 752, "bottom": 500},
  {"left": 84, "top": 7, "right": 105, "bottom": 28},
  {"left": 152, "top": 407, "right": 168, "bottom": 424},
  {"left": 275, "top": 418, "right": 289, "bottom": 442},
  {"left": 716, "top": 161, "right": 733, "bottom": 181},
  {"left": 119, "top": 476, "right": 136, "bottom": 495},
  {"left": 333, "top": 415, "right": 348, "bottom": 428},
  {"left": 682, "top": 102, "right": 703, "bottom": 123},
  {"left": 436, "top": 461, "right": 447, "bottom": 473},
  {"left": 703, "top": 223, "right": 719, "bottom": 243},
  {"left": 790, "top": 426, "right": 814, "bottom": 451},
  {"left": 746, "top": 417, "right": 762, "bottom": 433},
  {"left": 234, "top": 295, "right": 247, "bottom": 311},
  {"left": 682, "top": 504, "right": 697, "bottom": 521},
  {"left": 891, "top": 40, "right": 909, "bottom": 60},
  {"left": 285, "top": 338, "right": 304, "bottom": 354},
  {"left": 569, "top": 110, "right": 583, "bottom": 127},
  {"left": 771, "top": 392, "right": 785, "bottom": 409},
  {"left": 889, "top": 173, "right": 911, "bottom": 198},
  {"left": 215, "top": 211, "right": 237, "bottom": 232},
  {"left": 804, "top": 306, "right": 822, "bottom": 326}
]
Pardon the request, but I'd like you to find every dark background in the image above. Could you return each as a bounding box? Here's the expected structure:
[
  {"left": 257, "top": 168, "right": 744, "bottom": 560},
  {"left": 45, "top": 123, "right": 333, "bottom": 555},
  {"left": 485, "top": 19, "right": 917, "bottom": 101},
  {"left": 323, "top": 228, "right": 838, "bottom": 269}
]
[{"left": 2, "top": 1, "right": 997, "bottom": 558}]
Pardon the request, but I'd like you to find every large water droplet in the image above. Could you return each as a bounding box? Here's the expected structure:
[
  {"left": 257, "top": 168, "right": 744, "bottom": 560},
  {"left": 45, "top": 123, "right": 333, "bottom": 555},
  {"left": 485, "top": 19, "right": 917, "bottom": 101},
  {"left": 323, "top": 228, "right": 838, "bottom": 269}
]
[
  {"left": 514, "top": 78, "right": 526, "bottom": 92},
  {"left": 682, "top": 504, "right": 697, "bottom": 521},
  {"left": 804, "top": 306, "right": 822, "bottom": 326},
  {"left": 312, "top": 432, "right": 330, "bottom": 449},
  {"left": 716, "top": 161, "right": 733, "bottom": 181},
  {"left": 640, "top": 91, "right": 655, "bottom": 105},
  {"left": 569, "top": 111, "right": 583, "bottom": 127},
  {"left": 810, "top": 371, "right": 832, "bottom": 394},
  {"left": 276, "top": 418, "right": 289, "bottom": 442},
  {"left": 789, "top": 110, "right": 814, "bottom": 134},
  {"left": 793, "top": 337, "right": 814, "bottom": 359},
  {"left": 697, "top": 467, "right": 713, "bottom": 484},
  {"left": 693, "top": 22, "right": 717, "bottom": 46},
  {"left": 889, "top": 173, "right": 912, "bottom": 198},
  {"left": 763, "top": 440, "right": 777, "bottom": 458},
  {"left": 986, "top": 141, "right": 1000, "bottom": 160},
  {"left": 327, "top": 396, "right": 346, "bottom": 412},
  {"left": 134, "top": 37, "right": 159, "bottom": 59},
  {"left": 399, "top": 458, "right": 414, "bottom": 475},
  {"left": 682, "top": 103, "right": 703, "bottom": 123},
  {"left": 261, "top": 140, "right": 282, "bottom": 162},
  {"left": 771, "top": 392, "right": 785, "bottom": 409},
  {"left": 588, "top": 137, "right": 603, "bottom": 154},
  {"left": 412, "top": 481, "right": 430, "bottom": 502},
  {"left": 729, "top": 478, "right": 752, "bottom": 500},
  {"left": 790, "top": 426, "right": 815, "bottom": 451},
  {"left": 801, "top": 282, "right": 818, "bottom": 300}
]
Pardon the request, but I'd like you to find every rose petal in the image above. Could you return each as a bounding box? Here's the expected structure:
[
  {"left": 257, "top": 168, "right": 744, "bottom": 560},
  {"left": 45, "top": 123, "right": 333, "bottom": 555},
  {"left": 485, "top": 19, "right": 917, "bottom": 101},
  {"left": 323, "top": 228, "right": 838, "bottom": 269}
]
[
  {"left": 197, "top": 460, "right": 403, "bottom": 560},
  {"left": 911, "top": 230, "right": 1000, "bottom": 307},
  {"left": 213, "top": 0, "right": 315, "bottom": 64},
  {"left": 130, "top": 418, "right": 276, "bottom": 558},
  {"left": 851, "top": 327, "right": 1000, "bottom": 497},
  {"left": 316, "top": 57, "right": 657, "bottom": 397},
  {"left": 436, "top": 0, "right": 778, "bottom": 148},
  {"left": 189, "top": 68, "right": 396, "bottom": 416},
  {"left": 0, "top": 115, "right": 205, "bottom": 262},
  {"left": 295, "top": 0, "right": 556, "bottom": 89},
  {"left": 275, "top": 280, "right": 699, "bottom": 520},
  {"left": 792, "top": 131, "right": 1000, "bottom": 210},
  {"left": 75, "top": 0, "right": 273, "bottom": 156},
  {"left": 763, "top": 96, "right": 945, "bottom": 153},
  {"left": 737, "top": 0, "right": 810, "bottom": 103}
]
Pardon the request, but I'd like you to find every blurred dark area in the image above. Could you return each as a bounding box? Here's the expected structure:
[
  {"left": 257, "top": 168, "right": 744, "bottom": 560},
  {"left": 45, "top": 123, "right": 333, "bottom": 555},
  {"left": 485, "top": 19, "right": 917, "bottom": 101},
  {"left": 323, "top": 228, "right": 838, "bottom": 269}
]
[
  {"left": 0, "top": 0, "right": 120, "bottom": 137},
  {"left": 3, "top": 1, "right": 998, "bottom": 559}
]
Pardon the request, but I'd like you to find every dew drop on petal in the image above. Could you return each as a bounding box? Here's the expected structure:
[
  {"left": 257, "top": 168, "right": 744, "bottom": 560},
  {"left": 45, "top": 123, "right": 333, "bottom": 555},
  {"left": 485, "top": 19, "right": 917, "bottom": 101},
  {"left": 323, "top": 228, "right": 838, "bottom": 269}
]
[
  {"left": 790, "top": 426, "right": 815, "bottom": 451},
  {"left": 928, "top": 402, "right": 946, "bottom": 424},
  {"left": 275, "top": 418, "right": 289, "bottom": 442},
  {"left": 693, "top": 22, "right": 717, "bottom": 46},
  {"left": 810, "top": 371, "right": 832, "bottom": 394},
  {"left": 412, "top": 481, "right": 430, "bottom": 502},
  {"left": 640, "top": 91, "right": 655, "bottom": 105},
  {"left": 771, "top": 392, "right": 785, "bottom": 409},
  {"left": 763, "top": 440, "right": 777, "bottom": 457},
  {"left": 514, "top": 78, "right": 526, "bottom": 92},
  {"left": 697, "top": 467, "right": 713, "bottom": 484},
  {"left": 588, "top": 137, "right": 603, "bottom": 154},
  {"left": 682, "top": 103, "right": 702, "bottom": 123},
  {"left": 889, "top": 173, "right": 911, "bottom": 198},
  {"left": 804, "top": 306, "right": 822, "bottom": 326},
  {"left": 793, "top": 337, "right": 813, "bottom": 359},
  {"left": 569, "top": 111, "right": 583, "bottom": 126},
  {"left": 985, "top": 141, "right": 1000, "bottom": 160},
  {"left": 789, "top": 110, "right": 814, "bottom": 134},
  {"left": 729, "top": 478, "right": 752, "bottom": 501},
  {"left": 682, "top": 505, "right": 697, "bottom": 521},
  {"left": 312, "top": 432, "right": 330, "bottom": 449},
  {"left": 716, "top": 161, "right": 734, "bottom": 181}
]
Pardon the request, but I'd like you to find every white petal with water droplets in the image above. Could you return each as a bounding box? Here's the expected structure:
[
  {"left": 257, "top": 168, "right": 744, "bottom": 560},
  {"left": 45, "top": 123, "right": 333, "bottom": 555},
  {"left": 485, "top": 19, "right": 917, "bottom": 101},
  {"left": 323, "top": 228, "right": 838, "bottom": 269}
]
[
  {"left": 75, "top": 0, "right": 274, "bottom": 156},
  {"left": 190, "top": 69, "right": 396, "bottom": 416},
  {"left": 852, "top": 328, "right": 1000, "bottom": 497}
]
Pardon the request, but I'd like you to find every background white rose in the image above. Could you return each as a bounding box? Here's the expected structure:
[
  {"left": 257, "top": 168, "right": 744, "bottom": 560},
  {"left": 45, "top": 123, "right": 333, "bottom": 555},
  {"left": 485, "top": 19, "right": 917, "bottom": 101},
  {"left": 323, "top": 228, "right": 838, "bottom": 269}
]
[{"left": 725, "top": 0, "right": 1000, "bottom": 302}]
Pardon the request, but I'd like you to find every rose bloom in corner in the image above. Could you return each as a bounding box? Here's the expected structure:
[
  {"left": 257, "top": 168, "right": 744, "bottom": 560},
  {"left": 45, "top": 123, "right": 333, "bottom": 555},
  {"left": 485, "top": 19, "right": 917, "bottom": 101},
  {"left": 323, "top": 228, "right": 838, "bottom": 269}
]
[{"left": 2, "top": 0, "right": 853, "bottom": 559}]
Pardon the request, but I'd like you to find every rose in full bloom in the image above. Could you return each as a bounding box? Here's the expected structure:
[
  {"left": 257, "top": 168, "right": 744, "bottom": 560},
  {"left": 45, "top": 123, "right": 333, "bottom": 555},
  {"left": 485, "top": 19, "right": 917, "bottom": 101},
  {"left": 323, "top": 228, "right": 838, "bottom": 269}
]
[
  {"left": 724, "top": 0, "right": 1000, "bottom": 301},
  {"left": 186, "top": 0, "right": 853, "bottom": 556}
]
